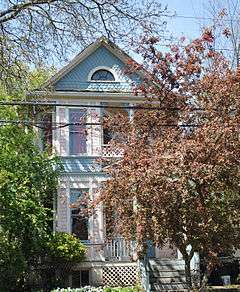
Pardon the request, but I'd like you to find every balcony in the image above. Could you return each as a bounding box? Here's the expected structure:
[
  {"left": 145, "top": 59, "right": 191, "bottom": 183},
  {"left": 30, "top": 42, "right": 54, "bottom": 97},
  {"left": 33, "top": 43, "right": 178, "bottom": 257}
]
[
  {"left": 104, "top": 237, "right": 136, "bottom": 262},
  {"left": 101, "top": 145, "right": 124, "bottom": 158},
  {"left": 84, "top": 238, "right": 136, "bottom": 262}
]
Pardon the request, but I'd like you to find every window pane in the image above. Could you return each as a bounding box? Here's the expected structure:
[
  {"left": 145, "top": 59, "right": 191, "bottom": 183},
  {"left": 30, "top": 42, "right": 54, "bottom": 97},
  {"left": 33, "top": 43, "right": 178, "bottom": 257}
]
[
  {"left": 70, "top": 189, "right": 89, "bottom": 240},
  {"left": 72, "top": 212, "right": 88, "bottom": 240},
  {"left": 69, "top": 109, "right": 87, "bottom": 154},
  {"left": 81, "top": 270, "right": 90, "bottom": 286},
  {"left": 91, "top": 69, "right": 115, "bottom": 81},
  {"left": 102, "top": 103, "right": 129, "bottom": 145},
  {"left": 71, "top": 271, "right": 80, "bottom": 288}
]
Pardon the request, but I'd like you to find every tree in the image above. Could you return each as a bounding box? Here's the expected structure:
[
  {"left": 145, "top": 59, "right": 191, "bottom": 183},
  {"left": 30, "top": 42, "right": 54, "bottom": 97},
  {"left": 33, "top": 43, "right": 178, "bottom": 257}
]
[
  {"left": 0, "top": 74, "right": 85, "bottom": 291},
  {"left": 97, "top": 32, "right": 240, "bottom": 289},
  {"left": 205, "top": 0, "right": 240, "bottom": 68},
  {"left": 0, "top": 119, "right": 55, "bottom": 290},
  {"left": 0, "top": 0, "right": 169, "bottom": 87}
]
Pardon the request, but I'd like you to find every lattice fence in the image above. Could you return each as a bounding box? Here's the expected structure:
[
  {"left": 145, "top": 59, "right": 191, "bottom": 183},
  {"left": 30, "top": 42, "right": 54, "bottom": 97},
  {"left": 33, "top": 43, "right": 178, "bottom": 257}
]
[{"left": 103, "top": 265, "right": 138, "bottom": 287}]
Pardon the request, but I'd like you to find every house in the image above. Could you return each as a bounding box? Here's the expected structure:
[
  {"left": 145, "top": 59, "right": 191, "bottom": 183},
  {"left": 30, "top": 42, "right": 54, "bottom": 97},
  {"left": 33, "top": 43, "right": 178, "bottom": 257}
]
[{"left": 33, "top": 37, "right": 200, "bottom": 290}]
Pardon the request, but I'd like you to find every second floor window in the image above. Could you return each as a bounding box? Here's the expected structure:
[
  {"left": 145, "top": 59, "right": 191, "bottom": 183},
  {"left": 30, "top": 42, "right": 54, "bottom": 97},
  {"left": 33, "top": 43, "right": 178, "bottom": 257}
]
[
  {"left": 69, "top": 109, "right": 87, "bottom": 155},
  {"left": 102, "top": 103, "right": 129, "bottom": 145}
]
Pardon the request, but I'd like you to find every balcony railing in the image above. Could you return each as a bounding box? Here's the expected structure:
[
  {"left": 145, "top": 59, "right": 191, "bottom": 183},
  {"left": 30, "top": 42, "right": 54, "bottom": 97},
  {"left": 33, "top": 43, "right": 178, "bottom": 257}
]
[
  {"left": 101, "top": 145, "right": 124, "bottom": 157},
  {"left": 104, "top": 237, "right": 136, "bottom": 261}
]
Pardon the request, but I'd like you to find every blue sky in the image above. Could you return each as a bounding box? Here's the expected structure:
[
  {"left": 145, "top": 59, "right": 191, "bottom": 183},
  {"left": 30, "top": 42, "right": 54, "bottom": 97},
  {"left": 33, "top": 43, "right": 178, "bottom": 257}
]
[
  {"left": 128, "top": 0, "right": 213, "bottom": 62},
  {"left": 161, "top": 0, "right": 211, "bottom": 41}
]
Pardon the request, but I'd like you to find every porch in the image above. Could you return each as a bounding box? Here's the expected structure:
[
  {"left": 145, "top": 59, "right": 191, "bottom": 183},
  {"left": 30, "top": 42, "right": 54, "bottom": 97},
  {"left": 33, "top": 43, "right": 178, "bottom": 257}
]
[{"left": 85, "top": 237, "right": 136, "bottom": 262}]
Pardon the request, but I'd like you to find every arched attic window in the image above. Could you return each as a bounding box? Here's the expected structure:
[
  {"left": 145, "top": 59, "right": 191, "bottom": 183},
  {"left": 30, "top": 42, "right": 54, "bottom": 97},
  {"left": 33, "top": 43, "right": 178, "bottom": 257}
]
[{"left": 91, "top": 69, "right": 115, "bottom": 81}]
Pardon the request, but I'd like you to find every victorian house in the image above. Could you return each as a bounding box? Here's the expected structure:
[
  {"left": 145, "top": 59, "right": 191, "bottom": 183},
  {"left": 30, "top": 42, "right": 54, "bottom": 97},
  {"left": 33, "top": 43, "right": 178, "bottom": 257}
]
[{"left": 34, "top": 37, "right": 199, "bottom": 291}]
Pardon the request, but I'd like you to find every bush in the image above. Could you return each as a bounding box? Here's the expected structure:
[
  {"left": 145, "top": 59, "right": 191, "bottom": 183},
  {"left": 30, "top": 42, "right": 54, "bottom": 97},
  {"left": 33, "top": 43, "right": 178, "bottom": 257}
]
[
  {"left": 0, "top": 233, "right": 27, "bottom": 291},
  {"left": 46, "top": 232, "right": 86, "bottom": 262}
]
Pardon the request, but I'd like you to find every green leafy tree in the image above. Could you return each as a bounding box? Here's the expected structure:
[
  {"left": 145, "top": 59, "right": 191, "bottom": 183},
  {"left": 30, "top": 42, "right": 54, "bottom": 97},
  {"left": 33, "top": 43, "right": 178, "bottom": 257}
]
[
  {"left": 0, "top": 120, "right": 58, "bottom": 291},
  {"left": 0, "top": 70, "right": 85, "bottom": 291}
]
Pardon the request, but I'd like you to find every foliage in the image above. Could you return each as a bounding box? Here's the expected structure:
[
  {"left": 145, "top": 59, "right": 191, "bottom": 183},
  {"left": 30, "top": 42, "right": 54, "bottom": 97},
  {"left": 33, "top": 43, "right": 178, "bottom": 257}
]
[
  {"left": 0, "top": 121, "right": 60, "bottom": 291},
  {"left": 46, "top": 232, "right": 86, "bottom": 262},
  {"left": 98, "top": 31, "right": 240, "bottom": 289},
  {"left": 0, "top": 233, "right": 27, "bottom": 290},
  {"left": 206, "top": 1, "right": 240, "bottom": 68}
]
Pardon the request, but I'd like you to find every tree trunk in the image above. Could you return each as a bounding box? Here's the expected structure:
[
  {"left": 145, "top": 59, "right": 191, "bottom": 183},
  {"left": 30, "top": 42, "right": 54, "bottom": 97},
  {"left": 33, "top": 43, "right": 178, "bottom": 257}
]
[
  {"left": 200, "top": 269, "right": 211, "bottom": 291},
  {"left": 184, "top": 258, "right": 192, "bottom": 289}
]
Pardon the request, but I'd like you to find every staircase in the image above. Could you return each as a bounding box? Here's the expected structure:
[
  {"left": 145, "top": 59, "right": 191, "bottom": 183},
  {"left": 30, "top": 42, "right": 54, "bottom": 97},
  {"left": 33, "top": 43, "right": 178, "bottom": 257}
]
[{"left": 148, "top": 258, "right": 188, "bottom": 291}]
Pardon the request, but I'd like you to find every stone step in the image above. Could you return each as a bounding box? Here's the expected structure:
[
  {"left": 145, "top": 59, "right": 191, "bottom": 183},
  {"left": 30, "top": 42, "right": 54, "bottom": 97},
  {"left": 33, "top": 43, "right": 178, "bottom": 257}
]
[
  {"left": 149, "top": 269, "right": 185, "bottom": 277},
  {"left": 149, "top": 259, "right": 185, "bottom": 265},
  {"left": 149, "top": 265, "right": 185, "bottom": 271},
  {"left": 148, "top": 259, "right": 188, "bottom": 291},
  {"left": 152, "top": 283, "right": 188, "bottom": 291},
  {"left": 150, "top": 276, "right": 186, "bottom": 284}
]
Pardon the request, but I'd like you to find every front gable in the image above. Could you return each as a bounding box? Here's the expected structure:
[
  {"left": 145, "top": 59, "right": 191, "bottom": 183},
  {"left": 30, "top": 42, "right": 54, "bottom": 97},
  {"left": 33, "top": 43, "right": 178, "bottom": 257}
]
[{"left": 49, "top": 38, "right": 141, "bottom": 93}]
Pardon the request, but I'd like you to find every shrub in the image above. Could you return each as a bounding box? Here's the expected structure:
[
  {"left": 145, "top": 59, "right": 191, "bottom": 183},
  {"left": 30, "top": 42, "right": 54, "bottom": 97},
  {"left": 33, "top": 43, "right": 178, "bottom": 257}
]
[
  {"left": 46, "top": 232, "right": 86, "bottom": 262},
  {"left": 0, "top": 233, "right": 27, "bottom": 291}
]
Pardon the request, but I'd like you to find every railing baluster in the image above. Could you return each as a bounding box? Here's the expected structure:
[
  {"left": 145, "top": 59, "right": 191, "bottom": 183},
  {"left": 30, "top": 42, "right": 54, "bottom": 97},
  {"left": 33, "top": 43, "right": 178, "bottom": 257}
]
[
  {"left": 111, "top": 240, "right": 113, "bottom": 258},
  {"left": 104, "top": 237, "right": 134, "bottom": 261}
]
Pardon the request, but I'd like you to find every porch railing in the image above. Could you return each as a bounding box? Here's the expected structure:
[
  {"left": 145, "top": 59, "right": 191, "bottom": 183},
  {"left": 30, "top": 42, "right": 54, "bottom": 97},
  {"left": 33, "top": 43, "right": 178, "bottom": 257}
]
[{"left": 104, "top": 237, "right": 135, "bottom": 261}]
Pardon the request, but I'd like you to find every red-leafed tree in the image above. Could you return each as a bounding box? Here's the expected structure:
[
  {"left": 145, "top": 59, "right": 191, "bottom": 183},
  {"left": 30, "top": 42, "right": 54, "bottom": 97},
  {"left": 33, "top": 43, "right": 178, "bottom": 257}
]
[{"left": 97, "top": 30, "right": 240, "bottom": 288}]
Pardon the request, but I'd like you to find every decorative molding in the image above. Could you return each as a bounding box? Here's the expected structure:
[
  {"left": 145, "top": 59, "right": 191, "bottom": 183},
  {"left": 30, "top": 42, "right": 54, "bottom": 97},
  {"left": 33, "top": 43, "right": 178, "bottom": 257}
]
[{"left": 29, "top": 90, "right": 145, "bottom": 102}]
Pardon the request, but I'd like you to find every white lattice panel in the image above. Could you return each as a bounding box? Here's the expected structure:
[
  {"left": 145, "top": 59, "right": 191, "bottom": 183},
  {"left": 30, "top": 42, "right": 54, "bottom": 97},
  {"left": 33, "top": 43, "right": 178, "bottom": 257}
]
[{"left": 103, "top": 265, "right": 138, "bottom": 287}]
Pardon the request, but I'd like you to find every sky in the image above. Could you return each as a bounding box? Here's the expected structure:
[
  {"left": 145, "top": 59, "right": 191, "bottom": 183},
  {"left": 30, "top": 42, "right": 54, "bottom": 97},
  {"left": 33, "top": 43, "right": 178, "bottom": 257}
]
[
  {"left": 160, "top": 0, "right": 211, "bottom": 41},
  {"left": 128, "top": 0, "right": 214, "bottom": 63}
]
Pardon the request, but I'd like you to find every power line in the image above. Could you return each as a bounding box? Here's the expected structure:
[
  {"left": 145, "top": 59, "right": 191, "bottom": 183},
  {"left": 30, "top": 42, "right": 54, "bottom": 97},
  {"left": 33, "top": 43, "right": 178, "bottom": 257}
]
[
  {"left": 158, "top": 43, "right": 234, "bottom": 52},
  {"left": 0, "top": 119, "right": 200, "bottom": 129},
  {"left": 0, "top": 100, "right": 204, "bottom": 111},
  {"left": 0, "top": 100, "right": 237, "bottom": 114},
  {"left": 164, "top": 13, "right": 240, "bottom": 23}
]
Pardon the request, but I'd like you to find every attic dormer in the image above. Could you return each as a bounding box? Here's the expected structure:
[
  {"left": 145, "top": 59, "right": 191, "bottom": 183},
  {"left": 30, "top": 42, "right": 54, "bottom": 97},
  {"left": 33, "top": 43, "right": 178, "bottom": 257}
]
[{"left": 45, "top": 37, "right": 141, "bottom": 93}]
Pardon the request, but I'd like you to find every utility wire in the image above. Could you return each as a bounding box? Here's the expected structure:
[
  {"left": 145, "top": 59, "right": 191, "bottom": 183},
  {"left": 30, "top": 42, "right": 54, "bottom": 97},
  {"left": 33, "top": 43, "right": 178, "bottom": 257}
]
[
  {"left": 0, "top": 100, "right": 204, "bottom": 111},
  {"left": 0, "top": 119, "right": 200, "bottom": 129},
  {"left": 163, "top": 13, "right": 240, "bottom": 22},
  {"left": 158, "top": 43, "right": 234, "bottom": 52},
  {"left": 0, "top": 100, "right": 237, "bottom": 113}
]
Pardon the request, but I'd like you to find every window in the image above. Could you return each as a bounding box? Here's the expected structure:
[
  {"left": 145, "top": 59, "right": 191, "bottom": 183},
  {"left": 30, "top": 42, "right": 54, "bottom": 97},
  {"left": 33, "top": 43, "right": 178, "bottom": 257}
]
[
  {"left": 42, "top": 113, "right": 52, "bottom": 151},
  {"left": 69, "top": 109, "right": 87, "bottom": 155},
  {"left": 70, "top": 189, "right": 89, "bottom": 240},
  {"left": 102, "top": 103, "right": 129, "bottom": 145},
  {"left": 37, "top": 111, "right": 52, "bottom": 152},
  {"left": 70, "top": 270, "right": 90, "bottom": 288},
  {"left": 91, "top": 69, "right": 115, "bottom": 81}
]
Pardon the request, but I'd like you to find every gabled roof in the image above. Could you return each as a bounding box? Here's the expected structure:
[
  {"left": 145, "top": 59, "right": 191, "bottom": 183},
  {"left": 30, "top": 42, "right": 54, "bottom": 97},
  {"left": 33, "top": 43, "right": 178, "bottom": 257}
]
[{"left": 43, "top": 36, "right": 140, "bottom": 88}]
